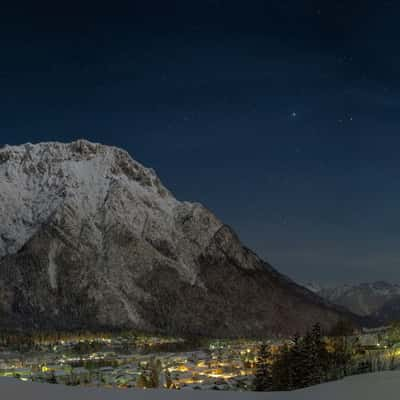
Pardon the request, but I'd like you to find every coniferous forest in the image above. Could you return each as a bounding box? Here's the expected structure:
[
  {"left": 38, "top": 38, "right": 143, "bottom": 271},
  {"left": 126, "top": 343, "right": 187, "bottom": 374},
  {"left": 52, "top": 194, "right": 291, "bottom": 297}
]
[{"left": 253, "top": 322, "right": 360, "bottom": 391}]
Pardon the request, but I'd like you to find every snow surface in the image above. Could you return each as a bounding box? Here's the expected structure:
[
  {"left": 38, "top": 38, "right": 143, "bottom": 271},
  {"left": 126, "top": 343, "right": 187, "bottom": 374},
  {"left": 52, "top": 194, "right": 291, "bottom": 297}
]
[{"left": 1, "top": 371, "right": 400, "bottom": 399}]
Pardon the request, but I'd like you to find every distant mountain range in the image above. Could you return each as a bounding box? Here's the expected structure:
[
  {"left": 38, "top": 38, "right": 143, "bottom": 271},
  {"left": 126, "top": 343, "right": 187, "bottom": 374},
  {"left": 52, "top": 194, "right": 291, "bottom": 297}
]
[
  {"left": 0, "top": 140, "right": 355, "bottom": 337},
  {"left": 305, "top": 281, "right": 400, "bottom": 323}
]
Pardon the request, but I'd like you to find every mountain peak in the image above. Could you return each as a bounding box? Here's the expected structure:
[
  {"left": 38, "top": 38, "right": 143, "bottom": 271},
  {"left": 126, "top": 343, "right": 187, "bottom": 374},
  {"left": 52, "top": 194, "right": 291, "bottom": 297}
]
[
  {"left": 0, "top": 140, "right": 178, "bottom": 259},
  {"left": 0, "top": 139, "right": 167, "bottom": 194}
]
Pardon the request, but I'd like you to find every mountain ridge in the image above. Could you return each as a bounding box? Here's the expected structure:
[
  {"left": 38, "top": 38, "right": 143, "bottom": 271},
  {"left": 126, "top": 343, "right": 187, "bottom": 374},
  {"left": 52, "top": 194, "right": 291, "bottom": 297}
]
[
  {"left": 305, "top": 281, "right": 400, "bottom": 319},
  {"left": 0, "top": 140, "right": 355, "bottom": 336}
]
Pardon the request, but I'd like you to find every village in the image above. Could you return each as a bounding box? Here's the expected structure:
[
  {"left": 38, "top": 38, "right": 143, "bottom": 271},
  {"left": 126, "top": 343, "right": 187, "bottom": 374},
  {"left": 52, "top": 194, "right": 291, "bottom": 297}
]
[
  {"left": 0, "top": 326, "right": 400, "bottom": 392},
  {"left": 0, "top": 334, "right": 261, "bottom": 390}
]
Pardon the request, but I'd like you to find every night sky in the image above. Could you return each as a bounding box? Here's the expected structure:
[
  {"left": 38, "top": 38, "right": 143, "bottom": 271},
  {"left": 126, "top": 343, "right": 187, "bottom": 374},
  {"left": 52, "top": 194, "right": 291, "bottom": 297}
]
[{"left": 1, "top": 1, "right": 400, "bottom": 285}]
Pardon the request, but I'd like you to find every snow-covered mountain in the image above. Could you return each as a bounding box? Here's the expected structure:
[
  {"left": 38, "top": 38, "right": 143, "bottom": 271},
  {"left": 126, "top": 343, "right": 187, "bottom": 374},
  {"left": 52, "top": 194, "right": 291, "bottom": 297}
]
[
  {"left": 307, "top": 281, "right": 400, "bottom": 317},
  {"left": 303, "top": 282, "right": 324, "bottom": 294},
  {"left": 0, "top": 140, "right": 352, "bottom": 336}
]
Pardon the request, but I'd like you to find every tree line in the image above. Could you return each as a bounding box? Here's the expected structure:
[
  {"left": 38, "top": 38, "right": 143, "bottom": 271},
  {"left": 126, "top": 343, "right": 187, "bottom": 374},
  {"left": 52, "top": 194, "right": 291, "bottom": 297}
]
[{"left": 254, "top": 321, "right": 354, "bottom": 391}]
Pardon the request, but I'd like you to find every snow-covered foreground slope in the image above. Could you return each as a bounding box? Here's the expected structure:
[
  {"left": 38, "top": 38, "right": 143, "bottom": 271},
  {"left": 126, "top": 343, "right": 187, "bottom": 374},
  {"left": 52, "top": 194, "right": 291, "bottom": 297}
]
[{"left": 2, "top": 371, "right": 400, "bottom": 400}]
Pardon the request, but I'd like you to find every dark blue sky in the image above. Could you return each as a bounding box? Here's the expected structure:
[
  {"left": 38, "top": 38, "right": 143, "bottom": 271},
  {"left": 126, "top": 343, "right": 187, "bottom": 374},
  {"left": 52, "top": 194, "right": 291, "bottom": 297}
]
[{"left": 1, "top": 1, "right": 400, "bottom": 284}]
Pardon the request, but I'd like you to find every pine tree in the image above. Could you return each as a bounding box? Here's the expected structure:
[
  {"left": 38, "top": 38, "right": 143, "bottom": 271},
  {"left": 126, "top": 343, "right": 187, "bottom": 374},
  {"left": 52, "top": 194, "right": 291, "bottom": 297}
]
[
  {"left": 272, "top": 343, "right": 291, "bottom": 391},
  {"left": 300, "top": 331, "right": 316, "bottom": 388},
  {"left": 312, "top": 322, "right": 329, "bottom": 384},
  {"left": 289, "top": 333, "right": 305, "bottom": 390},
  {"left": 148, "top": 358, "right": 162, "bottom": 388},
  {"left": 253, "top": 343, "right": 272, "bottom": 391}
]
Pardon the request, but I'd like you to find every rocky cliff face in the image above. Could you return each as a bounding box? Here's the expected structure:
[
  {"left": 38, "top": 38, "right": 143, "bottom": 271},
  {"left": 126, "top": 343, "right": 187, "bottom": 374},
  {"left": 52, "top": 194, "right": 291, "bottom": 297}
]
[{"left": 0, "top": 140, "right": 351, "bottom": 336}]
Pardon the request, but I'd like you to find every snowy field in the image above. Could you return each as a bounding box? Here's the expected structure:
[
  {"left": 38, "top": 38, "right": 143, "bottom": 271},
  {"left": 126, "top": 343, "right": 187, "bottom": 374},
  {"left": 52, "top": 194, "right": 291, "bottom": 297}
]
[{"left": 1, "top": 371, "right": 400, "bottom": 400}]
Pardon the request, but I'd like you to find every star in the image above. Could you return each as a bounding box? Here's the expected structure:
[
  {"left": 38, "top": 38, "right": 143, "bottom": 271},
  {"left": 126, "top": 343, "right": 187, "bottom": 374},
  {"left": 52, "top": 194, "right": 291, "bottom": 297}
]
[{"left": 291, "top": 112, "right": 297, "bottom": 118}]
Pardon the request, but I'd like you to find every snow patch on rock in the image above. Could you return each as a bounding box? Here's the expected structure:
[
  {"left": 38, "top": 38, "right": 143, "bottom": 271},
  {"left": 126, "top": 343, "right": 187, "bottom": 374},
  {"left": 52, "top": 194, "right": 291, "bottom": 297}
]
[{"left": 48, "top": 242, "right": 58, "bottom": 290}]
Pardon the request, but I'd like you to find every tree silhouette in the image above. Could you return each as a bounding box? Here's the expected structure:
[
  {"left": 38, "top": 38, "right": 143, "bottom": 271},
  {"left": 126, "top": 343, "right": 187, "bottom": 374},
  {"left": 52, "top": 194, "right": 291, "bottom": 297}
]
[{"left": 253, "top": 343, "right": 272, "bottom": 391}]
